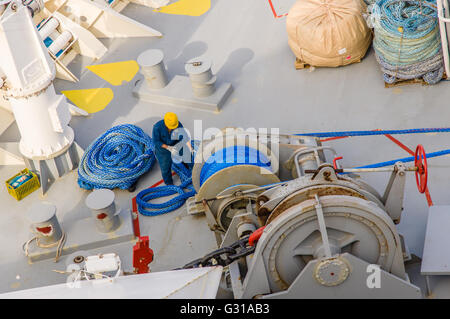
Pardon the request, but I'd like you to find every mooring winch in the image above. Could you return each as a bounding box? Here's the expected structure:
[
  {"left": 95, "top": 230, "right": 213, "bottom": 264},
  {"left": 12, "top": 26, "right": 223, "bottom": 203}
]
[{"left": 185, "top": 128, "right": 424, "bottom": 299}]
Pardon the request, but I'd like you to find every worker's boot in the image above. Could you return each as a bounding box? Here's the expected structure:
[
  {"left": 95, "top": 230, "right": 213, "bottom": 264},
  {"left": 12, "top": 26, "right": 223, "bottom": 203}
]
[{"left": 128, "top": 181, "right": 138, "bottom": 192}]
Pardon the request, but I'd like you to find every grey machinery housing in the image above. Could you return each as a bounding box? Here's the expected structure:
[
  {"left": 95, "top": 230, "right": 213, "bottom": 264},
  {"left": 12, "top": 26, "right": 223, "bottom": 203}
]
[{"left": 187, "top": 129, "right": 421, "bottom": 299}]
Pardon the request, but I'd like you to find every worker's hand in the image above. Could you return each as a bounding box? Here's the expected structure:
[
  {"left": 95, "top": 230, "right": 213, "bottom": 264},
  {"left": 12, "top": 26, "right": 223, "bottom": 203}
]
[{"left": 166, "top": 145, "right": 179, "bottom": 157}]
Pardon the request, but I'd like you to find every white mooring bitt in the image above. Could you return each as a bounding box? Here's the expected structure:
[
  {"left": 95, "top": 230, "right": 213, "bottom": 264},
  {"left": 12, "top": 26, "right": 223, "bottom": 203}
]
[
  {"left": 133, "top": 50, "right": 233, "bottom": 112},
  {"left": 137, "top": 49, "right": 169, "bottom": 89},
  {"left": 185, "top": 57, "right": 217, "bottom": 98},
  {"left": 85, "top": 189, "right": 121, "bottom": 233},
  {"left": 26, "top": 202, "right": 63, "bottom": 246}
]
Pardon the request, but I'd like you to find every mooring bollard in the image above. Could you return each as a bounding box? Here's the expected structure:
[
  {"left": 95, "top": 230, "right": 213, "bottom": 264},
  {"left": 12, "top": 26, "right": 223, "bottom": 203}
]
[
  {"left": 185, "top": 57, "right": 217, "bottom": 97},
  {"left": 137, "top": 49, "right": 169, "bottom": 89},
  {"left": 85, "top": 189, "right": 120, "bottom": 233},
  {"left": 26, "top": 202, "right": 63, "bottom": 246}
]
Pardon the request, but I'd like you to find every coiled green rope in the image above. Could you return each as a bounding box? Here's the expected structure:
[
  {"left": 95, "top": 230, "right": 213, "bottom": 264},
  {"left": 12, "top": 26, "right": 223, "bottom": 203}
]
[{"left": 371, "top": 0, "right": 444, "bottom": 84}]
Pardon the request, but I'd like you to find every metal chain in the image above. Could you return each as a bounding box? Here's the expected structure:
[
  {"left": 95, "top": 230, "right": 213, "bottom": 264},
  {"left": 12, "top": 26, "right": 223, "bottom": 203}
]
[{"left": 178, "top": 235, "right": 255, "bottom": 269}]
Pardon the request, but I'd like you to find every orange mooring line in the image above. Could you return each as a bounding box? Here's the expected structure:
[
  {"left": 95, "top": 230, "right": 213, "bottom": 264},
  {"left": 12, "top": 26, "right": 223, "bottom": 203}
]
[
  {"left": 383, "top": 134, "right": 415, "bottom": 156},
  {"left": 267, "top": 0, "right": 288, "bottom": 18},
  {"left": 425, "top": 188, "right": 434, "bottom": 207},
  {"left": 320, "top": 136, "right": 350, "bottom": 142}
]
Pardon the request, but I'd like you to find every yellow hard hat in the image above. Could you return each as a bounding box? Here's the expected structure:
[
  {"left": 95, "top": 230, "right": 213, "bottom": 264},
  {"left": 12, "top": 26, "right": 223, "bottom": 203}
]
[{"left": 164, "top": 112, "right": 179, "bottom": 130}]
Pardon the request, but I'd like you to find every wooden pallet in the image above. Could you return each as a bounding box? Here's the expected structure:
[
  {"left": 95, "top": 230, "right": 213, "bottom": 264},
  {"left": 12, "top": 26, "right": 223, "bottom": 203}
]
[
  {"left": 294, "top": 58, "right": 362, "bottom": 70},
  {"left": 384, "top": 77, "right": 428, "bottom": 88},
  {"left": 294, "top": 58, "right": 312, "bottom": 70},
  {"left": 384, "top": 73, "right": 447, "bottom": 88}
]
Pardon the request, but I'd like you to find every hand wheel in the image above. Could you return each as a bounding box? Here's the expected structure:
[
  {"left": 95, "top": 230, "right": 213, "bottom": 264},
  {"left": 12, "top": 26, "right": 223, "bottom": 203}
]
[{"left": 414, "top": 144, "right": 428, "bottom": 194}]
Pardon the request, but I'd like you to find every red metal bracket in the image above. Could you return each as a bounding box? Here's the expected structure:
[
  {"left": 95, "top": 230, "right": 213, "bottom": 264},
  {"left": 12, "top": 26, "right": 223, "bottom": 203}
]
[
  {"left": 133, "top": 236, "right": 154, "bottom": 274},
  {"left": 333, "top": 156, "right": 343, "bottom": 170}
]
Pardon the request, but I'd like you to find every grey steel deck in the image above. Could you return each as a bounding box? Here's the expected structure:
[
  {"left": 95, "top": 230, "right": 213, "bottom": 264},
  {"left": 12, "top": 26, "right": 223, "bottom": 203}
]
[{"left": 2, "top": 0, "right": 450, "bottom": 297}]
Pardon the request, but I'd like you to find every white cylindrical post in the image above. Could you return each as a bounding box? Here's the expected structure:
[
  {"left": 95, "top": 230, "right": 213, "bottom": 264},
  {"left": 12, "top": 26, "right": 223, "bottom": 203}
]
[
  {"left": 185, "top": 57, "right": 216, "bottom": 98},
  {"left": 137, "top": 49, "right": 168, "bottom": 89},
  {"left": 26, "top": 202, "right": 63, "bottom": 246},
  {"left": 38, "top": 17, "right": 60, "bottom": 41},
  {"left": 86, "top": 189, "right": 120, "bottom": 233},
  {"left": 48, "top": 30, "right": 72, "bottom": 56}
]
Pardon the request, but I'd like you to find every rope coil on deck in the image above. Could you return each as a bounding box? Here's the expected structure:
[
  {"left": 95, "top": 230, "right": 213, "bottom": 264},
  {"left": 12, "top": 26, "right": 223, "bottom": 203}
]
[
  {"left": 78, "top": 124, "right": 156, "bottom": 190},
  {"left": 136, "top": 145, "right": 273, "bottom": 216},
  {"left": 370, "top": 0, "right": 444, "bottom": 84},
  {"left": 136, "top": 162, "right": 195, "bottom": 216}
]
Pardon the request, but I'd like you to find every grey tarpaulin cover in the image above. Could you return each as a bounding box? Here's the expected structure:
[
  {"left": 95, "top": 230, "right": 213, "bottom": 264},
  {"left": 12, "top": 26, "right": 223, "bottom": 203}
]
[{"left": 286, "top": 0, "right": 372, "bottom": 67}]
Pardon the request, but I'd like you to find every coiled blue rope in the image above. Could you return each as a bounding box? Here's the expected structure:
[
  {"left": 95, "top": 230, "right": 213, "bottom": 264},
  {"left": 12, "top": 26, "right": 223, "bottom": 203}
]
[
  {"left": 136, "top": 161, "right": 195, "bottom": 216},
  {"left": 199, "top": 146, "right": 272, "bottom": 186},
  {"left": 78, "top": 124, "right": 156, "bottom": 190}
]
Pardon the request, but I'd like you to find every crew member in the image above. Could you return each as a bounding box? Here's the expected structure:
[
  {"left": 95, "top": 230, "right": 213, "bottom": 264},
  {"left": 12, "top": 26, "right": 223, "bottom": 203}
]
[{"left": 152, "top": 112, "right": 192, "bottom": 185}]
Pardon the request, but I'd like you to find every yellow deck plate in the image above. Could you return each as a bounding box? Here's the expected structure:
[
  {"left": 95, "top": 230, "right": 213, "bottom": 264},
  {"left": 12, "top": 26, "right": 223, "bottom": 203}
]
[
  {"left": 155, "top": 0, "right": 211, "bottom": 16},
  {"left": 86, "top": 61, "right": 140, "bottom": 86},
  {"left": 62, "top": 88, "right": 114, "bottom": 114}
]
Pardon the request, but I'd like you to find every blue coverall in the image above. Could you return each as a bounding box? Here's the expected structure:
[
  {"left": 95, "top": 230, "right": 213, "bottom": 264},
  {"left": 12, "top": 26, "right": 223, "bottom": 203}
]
[{"left": 152, "top": 120, "right": 189, "bottom": 185}]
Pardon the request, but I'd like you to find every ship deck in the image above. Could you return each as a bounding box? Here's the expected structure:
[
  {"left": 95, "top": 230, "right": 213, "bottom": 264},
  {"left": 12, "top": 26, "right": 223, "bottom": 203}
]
[{"left": 1, "top": 0, "right": 450, "bottom": 297}]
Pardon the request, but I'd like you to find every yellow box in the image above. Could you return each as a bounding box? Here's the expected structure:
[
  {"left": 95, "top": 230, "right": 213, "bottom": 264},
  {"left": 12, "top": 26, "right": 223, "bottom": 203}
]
[{"left": 6, "top": 168, "right": 40, "bottom": 201}]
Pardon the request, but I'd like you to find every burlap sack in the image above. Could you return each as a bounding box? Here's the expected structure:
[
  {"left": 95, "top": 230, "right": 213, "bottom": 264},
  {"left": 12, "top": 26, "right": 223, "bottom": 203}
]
[{"left": 286, "top": 0, "right": 372, "bottom": 67}]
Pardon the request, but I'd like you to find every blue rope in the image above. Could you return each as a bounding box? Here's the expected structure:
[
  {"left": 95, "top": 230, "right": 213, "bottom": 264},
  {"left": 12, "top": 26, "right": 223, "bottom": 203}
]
[
  {"left": 81, "top": 125, "right": 450, "bottom": 216},
  {"left": 78, "top": 124, "right": 156, "bottom": 190},
  {"left": 296, "top": 127, "right": 450, "bottom": 138},
  {"left": 136, "top": 145, "right": 272, "bottom": 216},
  {"left": 354, "top": 148, "right": 450, "bottom": 169},
  {"left": 199, "top": 146, "right": 272, "bottom": 186},
  {"left": 136, "top": 162, "right": 195, "bottom": 216}
]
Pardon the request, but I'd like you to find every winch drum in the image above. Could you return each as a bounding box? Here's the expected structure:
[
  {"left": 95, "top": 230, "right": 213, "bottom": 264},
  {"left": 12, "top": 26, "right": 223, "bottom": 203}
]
[{"left": 243, "top": 195, "right": 406, "bottom": 295}]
